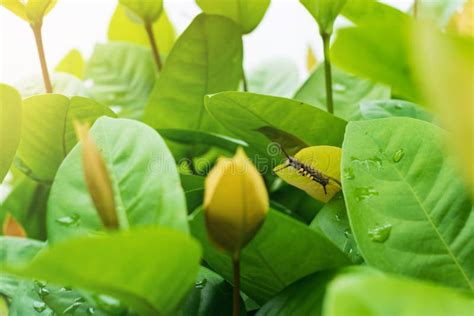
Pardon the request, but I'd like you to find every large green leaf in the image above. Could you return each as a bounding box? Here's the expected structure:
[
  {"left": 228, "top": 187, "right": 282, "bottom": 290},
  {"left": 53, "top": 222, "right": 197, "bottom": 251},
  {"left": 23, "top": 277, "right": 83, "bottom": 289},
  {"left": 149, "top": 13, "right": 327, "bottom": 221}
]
[
  {"left": 85, "top": 42, "right": 156, "bottom": 119},
  {"left": 0, "top": 175, "right": 49, "bottom": 239},
  {"left": 0, "top": 84, "right": 22, "bottom": 183},
  {"left": 248, "top": 58, "right": 300, "bottom": 98},
  {"left": 331, "top": 22, "right": 418, "bottom": 100},
  {"left": 8, "top": 227, "right": 202, "bottom": 316},
  {"left": 196, "top": 0, "right": 270, "bottom": 34},
  {"left": 412, "top": 27, "right": 474, "bottom": 193},
  {"left": 310, "top": 193, "right": 362, "bottom": 263},
  {"left": 190, "top": 209, "right": 350, "bottom": 303},
  {"left": 180, "top": 174, "right": 205, "bottom": 213},
  {"left": 300, "top": 0, "right": 348, "bottom": 34},
  {"left": 342, "top": 118, "right": 474, "bottom": 290},
  {"left": 341, "top": 0, "right": 406, "bottom": 25},
  {"left": 15, "top": 95, "right": 114, "bottom": 183},
  {"left": 256, "top": 270, "right": 338, "bottom": 316},
  {"left": 181, "top": 266, "right": 246, "bottom": 316},
  {"left": 143, "top": 14, "right": 243, "bottom": 134},
  {"left": 351, "top": 99, "right": 433, "bottom": 122},
  {"left": 294, "top": 64, "right": 390, "bottom": 119},
  {"left": 54, "top": 49, "right": 85, "bottom": 79},
  {"left": 108, "top": 4, "right": 175, "bottom": 56},
  {"left": 323, "top": 272, "right": 474, "bottom": 316},
  {"left": 16, "top": 73, "right": 88, "bottom": 97},
  {"left": 47, "top": 117, "right": 188, "bottom": 243},
  {"left": 205, "top": 92, "right": 347, "bottom": 160},
  {"left": 119, "top": 0, "right": 162, "bottom": 24}
]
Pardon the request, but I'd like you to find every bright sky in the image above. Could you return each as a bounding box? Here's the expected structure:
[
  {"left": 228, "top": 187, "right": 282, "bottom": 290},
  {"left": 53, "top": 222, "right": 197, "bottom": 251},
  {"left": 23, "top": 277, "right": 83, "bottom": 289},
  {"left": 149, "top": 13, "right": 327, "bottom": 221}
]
[{"left": 0, "top": 0, "right": 413, "bottom": 85}]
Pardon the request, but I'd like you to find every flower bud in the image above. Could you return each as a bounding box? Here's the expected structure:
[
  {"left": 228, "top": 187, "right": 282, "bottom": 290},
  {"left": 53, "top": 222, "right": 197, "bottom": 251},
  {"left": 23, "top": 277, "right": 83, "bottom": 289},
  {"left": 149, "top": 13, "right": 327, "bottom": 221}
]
[
  {"left": 204, "top": 148, "right": 269, "bottom": 255},
  {"left": 74, "top": 121, "right": 118, "bottom": 230}
]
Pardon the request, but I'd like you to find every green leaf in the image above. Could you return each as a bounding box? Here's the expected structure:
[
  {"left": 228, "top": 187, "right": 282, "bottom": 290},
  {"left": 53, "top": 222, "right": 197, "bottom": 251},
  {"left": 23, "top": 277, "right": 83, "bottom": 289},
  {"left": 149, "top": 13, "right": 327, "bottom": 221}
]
[
  {"left": 9, "top": 227, "right": 202, "bottom": 316},
  {"left": 341, "top": 0, "right": 407, "bottom": 25},
  {"left": 108, "top": 4, "right": 175, "bottom": 56},
  {"left": 0, "top": 84, "right": 22, "bottom": 183},
  {"left": 310, "top": 193, "right": 362, "bottom": 263},
  {"left": 294, "top": 64, "right": 390, "bottom": 120},
  {"left": 144, "top": 14, "right": 243, "bottom": 134},
  {"left": 416, "top": 0, "right": 466, "bottom": 28},
  {"left": 256, "top": 269, "right": 339, "bottom": 316},
  {"left": 16, "top": 95, "right": 115, "bottom": 182},
  {"left": 190, "top": 209, "right": 350, "bottom": 303},
  {"left": 85, "top": 42, "right": 156, "bottom": 119},
  {"left": 180, "top": 174, "right": 205, "bottom": 213},
  {"left": 47, "top": 117, "right": 188, "bottom": 243},
  {"left": 412, "top": 27, "right": 474, "bottom": 193},
  {"left": 342, "top": 118, "right": 474, "bottom": 290},
  {"left": 204, "top": 92, "right": 347, "bottom": 160},
  {"left": 119, "top": 0, "right": 163, "bottom": 24},
  {"left": 54, "top": 49, "right": 85, "bottom": 79},
  {"left": 16, "top": 73, "right": 88, "bottom": 98},
  {"left": 300, "top": 0, "right": 348, "bottom": 34},
  {"left": 331, "top": 22, "right": 418, "bottom": 100},
  {"left": 181, "top": 266, "right": 246, "bottom": 316},
  {"left": 1, "top": 0, "right": 57, "bottom": 25},
  {"left": 323, "top": 272, "right": 474, "bottom": 316},
  {"left": 351, "top": 99, "right": 433, "bottom": 122},
  {"left": 248, "top": 58, "right": 301, "bottom": 98},
  {"left": 0, "top": 175, "right": 49, "bottom": 239},
  {"left": 158, "top": 129, "right": 247, "bottom": 154},
  {"left": 196, "top": 0, "right": 270, "bottom": 34}
]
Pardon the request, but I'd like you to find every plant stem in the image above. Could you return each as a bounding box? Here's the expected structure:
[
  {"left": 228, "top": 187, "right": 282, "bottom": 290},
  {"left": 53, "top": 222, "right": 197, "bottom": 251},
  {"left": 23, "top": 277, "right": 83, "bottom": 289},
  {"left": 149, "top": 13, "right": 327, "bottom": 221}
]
[
  {"left": 144, "top": 22, "right": 162, "bottom": 72},
  {"left": 413, "top": 0, "right": 418, "bottom": 18},
  {"left": 242, "top": 70, "right": 248, "bottom": 92},
  {"left": 321, "top": 32, "right": 334, "bottom": 114},
  {"left": 232, "top": 252, "right": 241, "bottom": 316},
  {"left": 31, "top": 24, "right": 52, "bottom": 93}
]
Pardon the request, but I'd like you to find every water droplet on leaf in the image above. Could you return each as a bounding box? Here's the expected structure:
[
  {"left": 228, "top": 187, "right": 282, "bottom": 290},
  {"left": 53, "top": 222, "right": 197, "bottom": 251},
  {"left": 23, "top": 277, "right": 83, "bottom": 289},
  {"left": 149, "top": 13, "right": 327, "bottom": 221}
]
[
  {"left": 333, "top": 83, "right": 346, "bottom": 92},
  {"left": 38, "top": 287, "right": 50, "bottom": 297},
  {"left": 55, "top": 213, "right": 80, "bottom": 227},
  {"left": 195, "top": 278, "right": 207, "bottom": 289},
  {"left": 87, "top": 307, "right": 96, "bottom": 315},
  {"left": 33, "top": 301, "right": 46, "bottom": 313},
  {"left": 63, "top": 302, "right": 82, "bottom": 314},
  {"left": 354, "top": 187, "right": 379, "bottom": 201},
  {"left": 392, "top": 149, "right": 405, "bottom": 163},
  {"left": 34, "top": 280, "right": 47, "bottom": 288},
  {"left": 368, "top": 224, "right": 392, "bottom": 242},
  {"left": 343, "top": 167, "right": 355, "bottom": 180}
]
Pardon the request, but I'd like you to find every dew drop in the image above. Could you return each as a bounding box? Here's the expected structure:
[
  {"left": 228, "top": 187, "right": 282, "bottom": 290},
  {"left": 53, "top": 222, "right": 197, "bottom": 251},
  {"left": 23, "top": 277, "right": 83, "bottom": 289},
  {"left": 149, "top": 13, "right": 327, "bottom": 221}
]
[
  {"left": 344, "top": 229, "right": 351, "bottom": 239},
  {"left": 38, "top": 287, "right": 50, "bottom": 297},
  {"left": 368, "top": 224, "right": 392, "bottom": 242},
  {"left": 394, "top": 103, "right": 403, "bottom": 110},
  {"left": 34, "top": 280, "right": 47, "bottom": 288},
  {"left": 333, "top": 83, "right": 346, "bottom": 92},
  {"left": 63, "top": 302, "right": 82, "bottom": 314},
  {"left": 354, "top": 186, "right": 379, "bottom": 201},
  {"left": 87, "top": 307, "right": 96, "bottom": 315},
  {"left": 195, "top": 278, "right": 207, "bottom": 289},
  {"left": 335, "top": 214, "right": 341, "bottom": 222},
  {"left": 392, "top": 149, "right": 405, "bottom": 163},
  {"left": 55, "top": 213, "right": 80, "bottom": 227},
  {"left": 33, "top": 301, "right": 46, "bottom": 313}
]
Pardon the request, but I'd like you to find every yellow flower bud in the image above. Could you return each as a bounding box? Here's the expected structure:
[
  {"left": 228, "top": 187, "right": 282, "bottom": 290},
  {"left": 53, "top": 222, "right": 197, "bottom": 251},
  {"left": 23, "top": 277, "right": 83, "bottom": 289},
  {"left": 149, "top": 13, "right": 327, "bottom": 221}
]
[
  {"left": 74, "top": 121, "right": 118, "bottom": 230},
  {"left": 204, "top": 148, "right": 269, "bottom": 256}
]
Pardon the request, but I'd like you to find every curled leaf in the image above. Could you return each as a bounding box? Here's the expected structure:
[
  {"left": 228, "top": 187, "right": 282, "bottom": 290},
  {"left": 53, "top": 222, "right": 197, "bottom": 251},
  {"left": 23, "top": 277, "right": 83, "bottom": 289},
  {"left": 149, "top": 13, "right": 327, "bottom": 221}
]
[
  {"left": 2, "top": 213, "right": 27, "bottom": 238},
  {"left": 74, "top": 121, "right": 118, "bottom": 229},
  {"left": 274, "top": 146, "right": 342, "bottom": 203},
  {"left": 119, "top": 0, "right": 163, "bottom": 24},
  {"left": 1, "top": 0, "right": 57, "bottom": 26},
  {"left": 204, "top": 148, "right": 269, "bottom": 255}
]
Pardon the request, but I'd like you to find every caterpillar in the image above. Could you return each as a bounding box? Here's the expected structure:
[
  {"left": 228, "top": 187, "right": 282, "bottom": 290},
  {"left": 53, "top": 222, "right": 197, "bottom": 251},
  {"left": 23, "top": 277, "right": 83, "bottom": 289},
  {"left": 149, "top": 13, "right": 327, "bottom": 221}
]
[{"left": 274, "top": 146, "right": 341, "bottom": 195}]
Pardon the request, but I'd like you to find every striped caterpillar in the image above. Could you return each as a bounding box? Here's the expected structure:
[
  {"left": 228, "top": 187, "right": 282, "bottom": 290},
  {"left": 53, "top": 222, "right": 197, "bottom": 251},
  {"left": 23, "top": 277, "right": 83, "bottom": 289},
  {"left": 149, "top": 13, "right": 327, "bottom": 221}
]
[{"left": 274, "top": 146, "right": 341, "bottom": 195}]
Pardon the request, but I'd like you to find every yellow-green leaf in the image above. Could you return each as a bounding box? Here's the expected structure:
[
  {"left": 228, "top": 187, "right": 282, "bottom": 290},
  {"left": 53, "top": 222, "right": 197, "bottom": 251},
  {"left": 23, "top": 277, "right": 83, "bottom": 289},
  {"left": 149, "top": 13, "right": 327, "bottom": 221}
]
[
  {"left": 108, "top": 4, "right": 175, "bottom": 56},
  {"left": 300, "top": 0, "right": 348, "bottom": 35},
  {"left": 0, "top": 84, "right": 22, "bottom": 183},
  {"left": 196, "top": 0, "right": 270, "bottom": 34},
  {"left": 412, "top": 26, "right": 474, "bottom": 193},
  {"left": 274, "top": 146, "right": 342, "bottom": 203},
  {"left": 119, "top": 0, "right": 163, "bottom": 24},
  {"left": 204, "top": 148, "right": 269, "bottom": 255},
  {"left": 1, "top": 0, "right": 57, "bottom": 25},
  {"left": 54, "top": 49, "right": 85, "bottom": 79}
]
